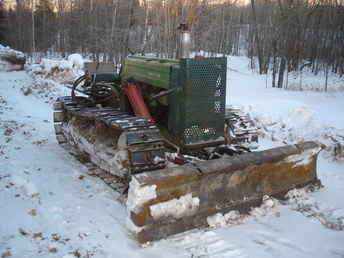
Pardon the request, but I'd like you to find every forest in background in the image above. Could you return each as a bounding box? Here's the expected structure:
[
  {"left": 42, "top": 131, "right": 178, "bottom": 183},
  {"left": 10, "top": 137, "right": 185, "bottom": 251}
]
[{"left": 0, "top": 0, "right": 343, "bottom": 88}]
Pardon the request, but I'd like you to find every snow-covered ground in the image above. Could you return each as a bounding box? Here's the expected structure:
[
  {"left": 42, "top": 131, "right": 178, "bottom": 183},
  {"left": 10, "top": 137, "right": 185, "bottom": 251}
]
[
  {"left": 0, "top": 55, "right": 343, "bottom": 258},
  {"left": 228, "top": 56, "right": 344, "bottom": 159}
]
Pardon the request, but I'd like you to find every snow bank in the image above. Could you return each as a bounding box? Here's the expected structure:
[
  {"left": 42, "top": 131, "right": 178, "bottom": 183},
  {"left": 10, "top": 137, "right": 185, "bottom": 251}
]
[
  {"left": 207, "top": 196, "right": 279, "bottom": 229},
  {"left": 19, "top": 76, "right": 70, "bottom": 103},
  {"left": 245, "top": 105, "right": 344, "bottom": 160},
  {"left": 41, "top": 58, "right": 73, "bottom": 73},
  {"left": 228, "top": 55, "right": 344, "bottom": 159},
  {"left": 24, "top": 54, "right": 85, "bottom": 102},
  {"left": 68, "top": 53, "right": 84, "bottom": 70},
  {"left": 250, "top": 106, "right": 323, "bottom": 143},
  {"left": 28, "top": 54, "right": 84, "bottom": 84},
  {"left": 0, "top": 44, "right": 26, "bottom": 71},
  {"left": 207, "top": 210, "right": 242, "bottom": 228}
]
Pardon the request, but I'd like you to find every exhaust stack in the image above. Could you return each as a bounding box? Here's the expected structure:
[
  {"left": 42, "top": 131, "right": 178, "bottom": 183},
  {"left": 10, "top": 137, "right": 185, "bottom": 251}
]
[{"left": 178, "top": 23, "right": 191, "bottom": 59}]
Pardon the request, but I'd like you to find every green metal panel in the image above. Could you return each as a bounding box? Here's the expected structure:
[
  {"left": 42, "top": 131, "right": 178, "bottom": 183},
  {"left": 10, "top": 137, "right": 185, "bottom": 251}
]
[
  {"left": 168, "top": 57, "right": 227, "bottom": 147},
  {"left": 168, "top": 65, "right": 182, "bottom": 142},
  {"left": 121, "top": 56, "right": 179, "bottom": 89}
]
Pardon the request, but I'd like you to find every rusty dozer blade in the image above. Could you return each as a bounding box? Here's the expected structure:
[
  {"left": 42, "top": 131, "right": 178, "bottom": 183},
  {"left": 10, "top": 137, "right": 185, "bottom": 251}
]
[{"left": 127, "top": 141, "right": 322, "bottom": 243}]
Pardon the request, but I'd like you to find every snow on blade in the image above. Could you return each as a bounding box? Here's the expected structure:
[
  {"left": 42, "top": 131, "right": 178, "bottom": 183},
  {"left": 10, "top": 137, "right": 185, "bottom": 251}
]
[
  {"left": 285, "top": 146, "right": 322, "bottom": 168},
  {"left": 126, "top": 177, "right": 157, "bottom": 214},
  {"left": 150, "top": 193, "right": 200, "bottom": 220}
]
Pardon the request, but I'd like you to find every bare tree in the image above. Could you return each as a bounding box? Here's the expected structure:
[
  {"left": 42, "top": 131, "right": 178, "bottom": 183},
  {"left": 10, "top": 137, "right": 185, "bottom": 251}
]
[{"left": 2, "top": 0, "right": 343, "bottom": 78}]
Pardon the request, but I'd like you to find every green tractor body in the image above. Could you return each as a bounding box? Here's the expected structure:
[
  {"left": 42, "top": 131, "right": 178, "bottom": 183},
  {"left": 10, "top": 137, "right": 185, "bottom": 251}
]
[{"left": 121, "top": 56, "right": 227, "bottom": 148}]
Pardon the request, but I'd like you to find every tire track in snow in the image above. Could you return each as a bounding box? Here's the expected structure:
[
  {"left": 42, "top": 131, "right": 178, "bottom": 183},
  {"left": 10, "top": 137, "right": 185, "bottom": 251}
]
[
  {"left": 166, "top": 230, "right": 248, "bottom": 258},
  {"left": 250, "top": 231, "right": 310, "bottom": 256},
  {"left": 286, "top": 188, "right": 344, "bottom": 231}
]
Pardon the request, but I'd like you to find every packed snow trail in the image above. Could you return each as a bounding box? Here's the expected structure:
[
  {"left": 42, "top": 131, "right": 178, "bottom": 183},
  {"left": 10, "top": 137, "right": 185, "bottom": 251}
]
[
  {"left": 1, "top": 68, "right": 344, "bottom": 258},
  {"left": 0, "top": 72, "right": 184, "bottom": 257}
]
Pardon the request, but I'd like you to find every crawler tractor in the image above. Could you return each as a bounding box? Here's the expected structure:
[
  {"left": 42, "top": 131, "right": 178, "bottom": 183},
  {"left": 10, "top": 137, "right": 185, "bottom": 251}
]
[{"left": 53, "top": 27, "right": 321, "bottom": 242}]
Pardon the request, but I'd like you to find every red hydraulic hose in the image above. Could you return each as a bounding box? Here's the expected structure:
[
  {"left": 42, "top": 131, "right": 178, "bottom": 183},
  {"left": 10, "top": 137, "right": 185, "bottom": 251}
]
[{"left": 125, "top": 82, "right": 154, "bottom": 122}]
